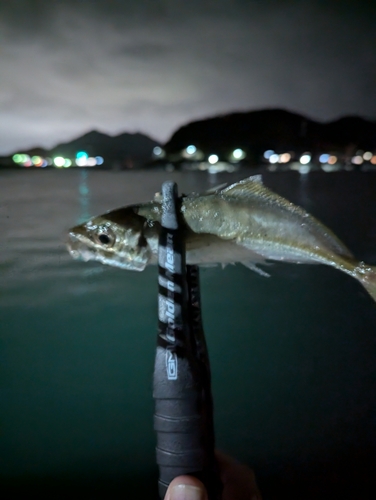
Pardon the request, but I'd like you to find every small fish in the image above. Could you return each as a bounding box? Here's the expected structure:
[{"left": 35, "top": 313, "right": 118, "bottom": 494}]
[{"left": 67, "top": 175, "right": 376, "bottom": 302}]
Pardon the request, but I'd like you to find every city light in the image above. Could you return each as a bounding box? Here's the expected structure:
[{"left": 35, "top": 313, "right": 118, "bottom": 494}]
[
  {"left": 31, "top": 155, "right": 44, "bottom": 167},
  {"left": 328, "top": 155, "right": 337, "bottom": 165},
  {"left": 75, "top": 157, "right": 87, "bottom": 166},
  {"left": 208, "top": 154, "right": 219, "bottom": 164},
  {"left": 299, "top": 153, "right": 311, "bottom": 165},
  {"left": 13, "top": 154, "right": 32, "bottom": 167},
  {"left": 12, "top": 153, "right": 31, "bottom": 165},
  {"left": 319, "top": 154, "right": 330, "bottom": 163},
  {"left": 279, "top": 153, "right": 291, "bottom": 163},
  {"left": 269, "top": 154, "right": 279, "bottom": 164},
  {"left": 95, "top": 156, "right": 104, "bottom": 165},
  {"left": 53, "top": 157, "right": 65, "bottom": 167},
  {"left": 76, "top": 151, "right": 88, "bottom": 160},
  {"left": 153, "top": 146, "right": 164, "bottom": 158},
  {"left": 87, "top": 157, "right": 97, "bottom": 166},
  {"left": 363, "top": 151, "right": 373, "bottom": 161},
  {"left": 232, "top": 148, "right": 245, "bottom": 160},
  {"left": 264, "top": 150, "right": 274, "bottom": 159},
  {"left": 352, "top": 155, "right": 363, "bottom": 165},
  {"left": 12, "top": 154, "right": 23, "bottom": 163},
  {"left": 64, "top": 159, "right": 72, "bottom": 168},
  {"left": 186, "top": 145, "right": 197, "bottom": 155}
]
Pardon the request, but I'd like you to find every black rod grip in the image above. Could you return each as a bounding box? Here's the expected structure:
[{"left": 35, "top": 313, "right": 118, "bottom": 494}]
[{"left": 154, "top": 181, "right": 219, "bottom": 499}]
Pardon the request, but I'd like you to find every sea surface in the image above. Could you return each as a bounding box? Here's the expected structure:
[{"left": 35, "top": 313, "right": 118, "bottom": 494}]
[{"left": 1, "top": 168, "right": 376, "bottom": 498}]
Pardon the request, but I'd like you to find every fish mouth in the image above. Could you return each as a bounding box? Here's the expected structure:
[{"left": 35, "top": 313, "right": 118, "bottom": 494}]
[
  {"left": 67, "top": 232, "right": 97, "bottom": 262},
  {"left": 66, "top": 232, "right": 147, "bottom": 271}
]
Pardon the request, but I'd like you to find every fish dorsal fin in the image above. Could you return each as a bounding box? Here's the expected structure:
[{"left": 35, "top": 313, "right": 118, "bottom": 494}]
[{"left": 219, "top": 175, "right": 264, "bottom": 199}]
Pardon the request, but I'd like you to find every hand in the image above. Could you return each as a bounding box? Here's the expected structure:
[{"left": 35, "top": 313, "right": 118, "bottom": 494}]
[{"left": 164, "top": 450, "right": 262, "bottom": 500}]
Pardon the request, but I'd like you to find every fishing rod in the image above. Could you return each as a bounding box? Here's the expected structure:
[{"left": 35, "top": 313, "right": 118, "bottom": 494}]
[{"left": 153, "top": 181, "right": 222, "bottom": 500}]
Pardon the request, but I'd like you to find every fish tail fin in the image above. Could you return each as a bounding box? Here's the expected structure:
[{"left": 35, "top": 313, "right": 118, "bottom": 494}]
[{"left": 357, "top": 264, "right": 376, "bottom": 303}]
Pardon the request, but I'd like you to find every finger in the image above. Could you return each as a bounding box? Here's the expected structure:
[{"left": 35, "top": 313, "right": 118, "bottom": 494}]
[{"left": 164, "top": 475, "right": 208, "bottom": 500}]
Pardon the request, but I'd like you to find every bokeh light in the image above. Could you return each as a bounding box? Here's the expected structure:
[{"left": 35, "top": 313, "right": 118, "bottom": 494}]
[
  {"left": 300, "top": 153, "right": 311, "bottom": 165},
  {"left": 54, "top": 157, "right": 65, "bottom": 167},
  {"left": 363, "top": 151, "right": 372, "bottom": 161},
  {"left": 269, "top": 154, "right": 279, "bottom": 164},
  {"left": 264, "top": 150, "right": 274, "bottom": 159},
  {"left": 76, "top": 151, "right": 88, "bottom": 160},
  {"left": 31, "top": 156, "right": 43, "bottom": 167},
  {"left": 75, "top": 157, "right": 87, "bottom": 167},
  {"left": 279, "top": 153, "right": 291, "bottom": 163},
  {"left": 352, "top": 155, "right": 363, "bottom": 165},
  {"left": 12, "top": 154, "right": 23, "bottom": 163},
  {"left": 208, "top": 154, "right": 218, "bottom": 164},
  {"left": 186, "top": 145, "right": 197, "bottom": 155},
  {"left": 87, "top": 157, "right": 97, "bottom": 166},
  {"left": 232, "top": 148, "right": 245, "bottom": 160}
]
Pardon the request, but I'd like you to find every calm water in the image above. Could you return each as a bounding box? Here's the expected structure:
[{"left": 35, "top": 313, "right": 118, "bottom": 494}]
[{"left": 1, "top": 169, "right": 376, "bottom": 498}]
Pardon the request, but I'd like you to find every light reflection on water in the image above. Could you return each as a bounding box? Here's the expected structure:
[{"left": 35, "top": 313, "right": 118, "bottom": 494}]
[{"left": 1, "top": 169, "right": 376, "bottom": 495}]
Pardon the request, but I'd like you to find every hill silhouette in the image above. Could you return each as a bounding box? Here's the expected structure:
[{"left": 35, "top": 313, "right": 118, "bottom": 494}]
[
  {"left": 49, "top": 130, "right": 159, "bottom": 164},
  {"left": 164, "top": 109, "right": 376, "bottom": 158},
  {"left": 7, "top": 130, "right": 160, "bottom": 168}
]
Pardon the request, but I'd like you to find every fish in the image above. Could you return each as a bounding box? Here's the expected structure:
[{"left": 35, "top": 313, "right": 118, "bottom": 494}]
[{"left": 67, "top": 175, "right": 376, "bottom": 302}]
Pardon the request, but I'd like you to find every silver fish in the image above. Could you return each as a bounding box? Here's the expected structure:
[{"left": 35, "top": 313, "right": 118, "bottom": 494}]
[{"left": 67, "top": 175, "right": 376, "bottom": 302}]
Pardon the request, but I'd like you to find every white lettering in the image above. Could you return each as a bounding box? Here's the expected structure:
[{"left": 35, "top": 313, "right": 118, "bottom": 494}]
[{"left": 166, "top": 349, "right": 178, "bottom": 380}]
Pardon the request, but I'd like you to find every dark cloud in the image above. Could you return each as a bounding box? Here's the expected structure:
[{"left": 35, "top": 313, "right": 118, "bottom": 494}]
[{"left": 0, "top": 0, "right": 375, "bottom": 154}]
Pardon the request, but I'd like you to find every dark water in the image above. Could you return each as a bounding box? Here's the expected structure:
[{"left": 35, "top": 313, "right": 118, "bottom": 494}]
[{"left": 1, "top": 169, "right": 376, "bottom": 498}]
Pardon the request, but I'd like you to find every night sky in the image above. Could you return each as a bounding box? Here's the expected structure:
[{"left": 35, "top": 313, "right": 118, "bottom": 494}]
[{"left": 1, "top": 0, "right": 375, "bottom": 155}]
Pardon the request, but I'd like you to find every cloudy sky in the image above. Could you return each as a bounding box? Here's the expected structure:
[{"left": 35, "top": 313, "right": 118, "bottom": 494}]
[{"left": 1, "top": 0, "right": 375, "bottom": 154}]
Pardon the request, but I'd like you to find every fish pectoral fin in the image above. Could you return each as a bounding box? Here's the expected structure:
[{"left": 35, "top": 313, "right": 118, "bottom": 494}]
[{"left": 241, "top": 261, "right": 271, "bottom": 277}]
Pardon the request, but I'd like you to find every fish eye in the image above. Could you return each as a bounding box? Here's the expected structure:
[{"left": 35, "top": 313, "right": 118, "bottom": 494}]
[
  {"left": 98, "top": 234, "right": 111, "bottom": 245},
  {"left": 94, "top": 228, "right": 115, "bottom": 247}
]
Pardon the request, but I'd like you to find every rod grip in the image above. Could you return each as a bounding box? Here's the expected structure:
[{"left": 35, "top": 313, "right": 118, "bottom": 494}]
[{"left": 154, "top": 181, "right": 221, "bottom": 499}]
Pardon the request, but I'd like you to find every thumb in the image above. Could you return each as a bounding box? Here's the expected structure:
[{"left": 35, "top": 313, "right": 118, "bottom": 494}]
[{"left": 164, "top": 475, "right": 207, "bottom": 500}]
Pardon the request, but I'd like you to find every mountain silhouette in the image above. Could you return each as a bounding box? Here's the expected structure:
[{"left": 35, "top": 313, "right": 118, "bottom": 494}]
[
  {"left": 163, "top": 108, "right": 376, "bottom": 158},
  {"left": 49, "top": 130, "right": 160, "bottom": 163}
]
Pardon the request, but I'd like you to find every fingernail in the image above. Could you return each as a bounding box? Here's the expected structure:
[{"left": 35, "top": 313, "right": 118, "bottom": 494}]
[{"left": 169, "top": 484, "right": 206, "bottom": 500}]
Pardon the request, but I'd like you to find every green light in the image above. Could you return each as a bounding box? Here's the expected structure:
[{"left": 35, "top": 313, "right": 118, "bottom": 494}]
[
  {"left": 31, "top": 155, "right": 43, "bottom": 166},
  {"left": 12, "top": 154, "right": 23, "bottom": 163}
]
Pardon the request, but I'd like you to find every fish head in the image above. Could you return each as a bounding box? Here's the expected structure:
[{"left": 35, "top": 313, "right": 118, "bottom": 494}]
[{"left": 67, "top": 206, "right": 155, "bottom": 271}]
